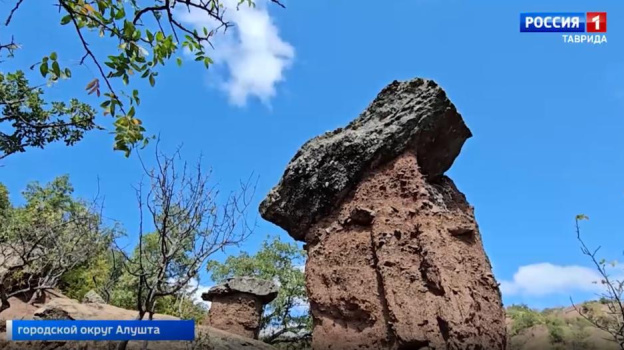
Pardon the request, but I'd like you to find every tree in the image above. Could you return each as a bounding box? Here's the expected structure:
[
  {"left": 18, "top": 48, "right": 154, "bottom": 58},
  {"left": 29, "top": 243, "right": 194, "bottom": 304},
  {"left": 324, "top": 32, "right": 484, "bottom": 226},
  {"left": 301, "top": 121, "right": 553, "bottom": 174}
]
[
  {"left": 0, "top": 175, "right": 118, "bottom": 312},
  {"left": 115, "top": 146, "right": 254, "bottom": 350},
  {"left": 206, "top": 236, "right": 311, "bottom": 345},
  {"left": 1, "top": 0, "right": 286, "bottom": 158},
  {"left": 572, "top": 214, "right": 624, "bottom": 349},
  {"left": 101, "top": 232, "right": 208, "bottom": 322}
]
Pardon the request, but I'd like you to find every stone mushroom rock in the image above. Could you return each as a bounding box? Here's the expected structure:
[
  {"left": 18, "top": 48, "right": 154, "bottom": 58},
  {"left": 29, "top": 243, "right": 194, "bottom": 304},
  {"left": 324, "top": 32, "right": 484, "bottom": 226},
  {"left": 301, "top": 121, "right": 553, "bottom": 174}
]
[
  {"left": 259, "top": 78, "right": 507, "bottom": 350},
  {"left": 202, "top": 277, "right": 278, "bottom": 340}
]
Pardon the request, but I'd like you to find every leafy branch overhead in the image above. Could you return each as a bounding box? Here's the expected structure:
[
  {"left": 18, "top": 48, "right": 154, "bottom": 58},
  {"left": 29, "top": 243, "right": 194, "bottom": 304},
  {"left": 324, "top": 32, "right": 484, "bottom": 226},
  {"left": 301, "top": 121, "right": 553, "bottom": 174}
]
[
  {"left": 0, "top": 71, "right": 98, "bottom": 160},
  {"left": 1, "top": 0, "right": 285, "bottom": 157}
]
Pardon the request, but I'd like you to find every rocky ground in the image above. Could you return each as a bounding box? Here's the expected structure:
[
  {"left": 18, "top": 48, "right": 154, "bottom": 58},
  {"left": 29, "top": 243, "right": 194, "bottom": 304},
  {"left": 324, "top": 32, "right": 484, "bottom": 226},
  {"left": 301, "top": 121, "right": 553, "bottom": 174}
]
[{"left": 0, "top": 291, "right": 275, "bottom": 350}]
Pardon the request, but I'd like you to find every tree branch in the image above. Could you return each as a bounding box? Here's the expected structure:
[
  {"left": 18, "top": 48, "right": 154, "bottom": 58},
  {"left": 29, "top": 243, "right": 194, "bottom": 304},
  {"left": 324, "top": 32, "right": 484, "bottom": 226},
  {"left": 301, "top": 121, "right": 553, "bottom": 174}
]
[{"left": 5, "top": 0, "right": 25, "bottom": 26}]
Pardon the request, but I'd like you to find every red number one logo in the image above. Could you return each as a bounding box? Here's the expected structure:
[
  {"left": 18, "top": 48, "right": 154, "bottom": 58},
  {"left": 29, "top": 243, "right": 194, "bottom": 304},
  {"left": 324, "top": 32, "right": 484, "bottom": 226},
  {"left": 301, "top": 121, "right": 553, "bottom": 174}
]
[{"left": 587, "top": 12, "right": 607, "bottom": 33}]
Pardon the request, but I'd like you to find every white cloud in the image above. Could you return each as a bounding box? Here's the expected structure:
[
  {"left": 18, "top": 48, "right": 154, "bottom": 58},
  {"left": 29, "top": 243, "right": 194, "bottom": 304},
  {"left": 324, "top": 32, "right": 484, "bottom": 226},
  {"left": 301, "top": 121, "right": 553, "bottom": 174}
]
[
  {"left": 500, "top": 263, "right": 603, "bottom": 297},
  {"left": 186, "top": 278, "right": 213, "bottom": 309},
  {"left": 180, "top": 0, "right": 294, "bottom": 106}
]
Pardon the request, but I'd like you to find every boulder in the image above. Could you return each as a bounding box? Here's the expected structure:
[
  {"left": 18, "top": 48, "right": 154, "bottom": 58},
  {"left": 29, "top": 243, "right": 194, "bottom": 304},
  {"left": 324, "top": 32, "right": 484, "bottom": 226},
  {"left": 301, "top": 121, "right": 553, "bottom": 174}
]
[
  {"left": 82, "top": 290, "right": 106, "bottom": 304},
  {"left": 202, "top": 277, "right": 279, "bottom": 304},
  {"left": 260, "top": 78, "right": 471, "bottom": 241},
  {"left": 259, "top": 78, "right": 507, "bottom": 349}
]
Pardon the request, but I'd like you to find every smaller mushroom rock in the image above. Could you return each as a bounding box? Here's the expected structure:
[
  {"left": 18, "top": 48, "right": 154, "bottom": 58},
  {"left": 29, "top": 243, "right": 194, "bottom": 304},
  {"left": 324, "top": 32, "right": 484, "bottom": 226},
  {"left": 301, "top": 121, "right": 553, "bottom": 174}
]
[{"left": 202, "top": 277, "right": 278, "bottom": 339}]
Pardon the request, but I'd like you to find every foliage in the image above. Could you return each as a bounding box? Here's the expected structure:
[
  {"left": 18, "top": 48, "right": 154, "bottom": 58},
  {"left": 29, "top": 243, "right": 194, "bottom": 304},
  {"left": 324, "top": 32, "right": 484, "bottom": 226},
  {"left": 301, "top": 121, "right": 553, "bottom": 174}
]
[
  {"left": 107, "top": 269, "right": 207, "bottom": 323},
  {"left": 206, "top": 236, "right": 310, "bottom": 344},
  {"left": 507, "top": 303, "right": 601, "bottom": 349},
  {"left": 0, "top": 174, "right": 210, "bottom": 323},
  {"left": 0, "top": 183, "right": 10, "bottom": 223},
  {"left": 58, "top": 248, "right": 122, "bottom": 302},
  {"left": 154, "top": 294, "right": 207, "bottom": 323},
  {"left": 103, "top": 232, "right": 208, "bottom": 322},
  {"left": 0, "top": 0, "right": 285, "bottom": 157},
  {"left": 569, "top": 326, "right": 595, "bottom": 350},
  {"left": 0, "top": 71, "right": 97, "bottom": 159},
  {"left": 546, "top": 317, "right": 565, "bottom": 344},
  {"left": 0, "top": 176, "right": 117, "bottom": 311},
  {"left": 507, "top": 304, "right": 544, "bottom": 336}
]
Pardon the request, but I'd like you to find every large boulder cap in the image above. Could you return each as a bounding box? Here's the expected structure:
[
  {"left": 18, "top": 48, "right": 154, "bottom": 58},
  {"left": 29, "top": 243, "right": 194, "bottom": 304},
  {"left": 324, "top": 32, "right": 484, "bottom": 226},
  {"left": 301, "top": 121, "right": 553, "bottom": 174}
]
[
  {"left": 202, "top": 277, "right": 279, "bottom": 304},
  {"left": 259, "top": 78, "right": 472, "bottom": 241}
]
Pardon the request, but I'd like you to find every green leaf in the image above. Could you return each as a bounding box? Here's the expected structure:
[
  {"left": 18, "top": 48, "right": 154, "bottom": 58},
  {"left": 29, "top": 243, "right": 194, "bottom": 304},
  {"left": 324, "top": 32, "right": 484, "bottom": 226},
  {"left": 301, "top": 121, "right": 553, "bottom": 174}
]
[
  {"left": 132, "top": 89, "right": 140, "bottom": 106},
  {"left": 114, "top": 7, "right": 125, "bottom": 20},
  {"left": 40, "top": 63, "right": 49, "bottom": 77},
  {"left": 576, "top": 214, "right": 589, "bottom": 221},
  {"left": 51, "top": 61, "right": 61, "bottom": 77},
  {"left": 60, "top": 15, "right": 72, "bottom": 25},
  {"left": 50, "top": 52, "right": 58, "bottom": 61},
  {"left": 146, "top": 30, "right": 154, "bottom": 42},
  {"left": 64, "top": 68, "right": 72, "bottom": 78},
  {"left": 176, "top": 57, "right": 182, "bottom": 67},
  {"left": 148, "top": 74, "right": 155, "bottom": 87},
  {"left": 203, "top": 57, "right": 212, "bottom": 68}
]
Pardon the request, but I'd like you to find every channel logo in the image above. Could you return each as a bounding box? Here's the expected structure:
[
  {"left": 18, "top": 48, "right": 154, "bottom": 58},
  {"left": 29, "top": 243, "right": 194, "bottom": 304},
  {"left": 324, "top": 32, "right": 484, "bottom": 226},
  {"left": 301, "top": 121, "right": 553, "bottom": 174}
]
[
  {"left": 520, "top": 12, "right": 607, "bottom": 33},
  {"left": 586, "top": 12, "right": 607, "bottom": 32}
]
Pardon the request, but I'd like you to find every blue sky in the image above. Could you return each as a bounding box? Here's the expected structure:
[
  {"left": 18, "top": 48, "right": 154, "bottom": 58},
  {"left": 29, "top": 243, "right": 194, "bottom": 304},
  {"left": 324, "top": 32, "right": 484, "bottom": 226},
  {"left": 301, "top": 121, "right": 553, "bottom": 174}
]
[{"left": 1, "top": 0, "right": 623, "bottom": 309}]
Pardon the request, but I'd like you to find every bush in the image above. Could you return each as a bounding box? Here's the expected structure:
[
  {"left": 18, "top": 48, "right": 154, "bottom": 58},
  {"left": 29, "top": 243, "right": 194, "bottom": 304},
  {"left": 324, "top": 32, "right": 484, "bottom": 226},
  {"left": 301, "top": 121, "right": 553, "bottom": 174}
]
[
  {"left": 546, "top": 317, "right": 565, "bottom": 344},
  {"left": 507, "top": 304, "right": 543, "bottom": 335}
]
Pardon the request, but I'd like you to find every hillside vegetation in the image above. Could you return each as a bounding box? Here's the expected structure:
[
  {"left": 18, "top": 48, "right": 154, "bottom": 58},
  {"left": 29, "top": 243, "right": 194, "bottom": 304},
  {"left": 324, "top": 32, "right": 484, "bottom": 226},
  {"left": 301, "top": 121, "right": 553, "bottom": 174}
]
[{"left": 507, "top": 302, "right": 618, "bottom": 350}]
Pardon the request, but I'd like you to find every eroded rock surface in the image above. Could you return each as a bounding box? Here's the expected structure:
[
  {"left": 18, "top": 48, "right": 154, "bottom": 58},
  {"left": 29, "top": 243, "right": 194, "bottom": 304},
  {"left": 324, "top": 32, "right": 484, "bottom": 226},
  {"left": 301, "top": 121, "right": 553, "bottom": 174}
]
[
  {"left": 202, "top": 277, "right": 278, "bottom": 339},
  {"left": 260, "top": 78, "right": 506, "bottom": 349},
  {"left": 202, "top": 276, "right": 279, "bottom": 304},
  {"left": 259, "top": 78, "right": 472, "bottom": 241}
]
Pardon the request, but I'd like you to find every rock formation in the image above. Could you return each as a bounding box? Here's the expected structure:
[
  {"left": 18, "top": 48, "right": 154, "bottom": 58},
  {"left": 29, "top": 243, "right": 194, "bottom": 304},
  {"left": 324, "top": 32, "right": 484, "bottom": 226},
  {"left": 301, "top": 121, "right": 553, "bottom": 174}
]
[
  {"left": 82, "top": 290, "right": 106, "bottom": 304},
  {"left": 202, "top": 277, "right": 278, "bottom": 340},
  {"left": 260, "top": 78, "right": 507, "bottom": 349}
]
